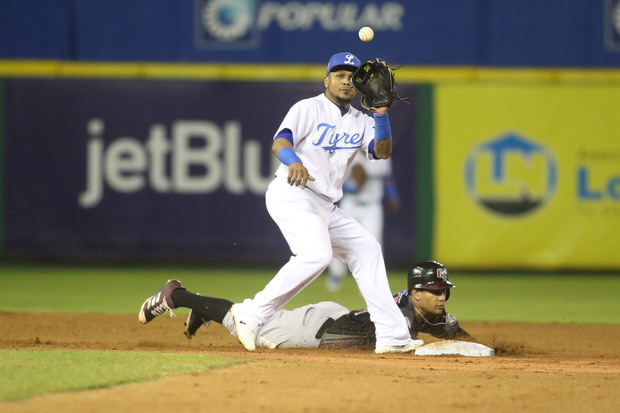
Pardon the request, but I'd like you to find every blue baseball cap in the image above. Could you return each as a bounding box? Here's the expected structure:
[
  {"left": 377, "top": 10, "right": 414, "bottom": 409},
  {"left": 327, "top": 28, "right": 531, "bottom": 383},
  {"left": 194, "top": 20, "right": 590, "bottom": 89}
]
[{"left": 326, "top": 52, "right": 361, "bottom": 76}]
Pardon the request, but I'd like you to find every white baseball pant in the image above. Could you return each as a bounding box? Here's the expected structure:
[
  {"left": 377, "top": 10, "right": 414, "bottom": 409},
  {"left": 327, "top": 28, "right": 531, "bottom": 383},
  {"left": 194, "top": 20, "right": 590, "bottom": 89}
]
[
  {"left": 329, "top": 197, "right": 384, "bottom": 279},
  {"left": 234, "top": 177, "right": 411, "bottom": 347}
]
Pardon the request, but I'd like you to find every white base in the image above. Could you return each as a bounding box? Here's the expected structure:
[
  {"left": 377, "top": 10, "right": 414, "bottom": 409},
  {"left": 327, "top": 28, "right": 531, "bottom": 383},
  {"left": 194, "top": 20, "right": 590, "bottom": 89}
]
[{"left": 414, "top": 340, "right": 495, "bottom": 357}]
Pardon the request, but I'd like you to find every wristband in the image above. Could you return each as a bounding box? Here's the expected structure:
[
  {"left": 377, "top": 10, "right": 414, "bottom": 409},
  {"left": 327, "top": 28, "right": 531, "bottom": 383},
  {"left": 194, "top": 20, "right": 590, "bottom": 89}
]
[
  {"left": 385, "top": 184, "right": 398, "bottom": 199},
  {"left": 278, "top": 147, "right": 302, "bottom": 166},
  {"left": 374, "top": 113, "right": 391, "bottom": 141}
]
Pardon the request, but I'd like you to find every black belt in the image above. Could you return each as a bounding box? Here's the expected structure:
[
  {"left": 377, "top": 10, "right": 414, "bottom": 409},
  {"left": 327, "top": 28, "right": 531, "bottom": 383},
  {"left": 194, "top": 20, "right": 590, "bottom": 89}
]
[{"left": 315, "top": 317, "right": 335, "bottom": 339}]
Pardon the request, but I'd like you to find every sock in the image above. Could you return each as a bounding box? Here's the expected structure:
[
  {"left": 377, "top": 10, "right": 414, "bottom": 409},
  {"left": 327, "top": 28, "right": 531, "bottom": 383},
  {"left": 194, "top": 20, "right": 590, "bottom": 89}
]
[{"left": 171, "top": 289, "right": 233, "bottom": 324}]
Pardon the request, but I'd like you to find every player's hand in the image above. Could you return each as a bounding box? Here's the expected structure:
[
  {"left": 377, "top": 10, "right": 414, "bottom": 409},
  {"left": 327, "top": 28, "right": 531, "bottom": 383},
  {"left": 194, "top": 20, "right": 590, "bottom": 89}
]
[
  {"left": 371, "top": 106, "right": 388, "bottom": 115},
  {"left": 388, "top": 198, "right": 401, "bottom": 214},
  {"left": 287, "top": 162, "right": 315, "bottom": 189}
]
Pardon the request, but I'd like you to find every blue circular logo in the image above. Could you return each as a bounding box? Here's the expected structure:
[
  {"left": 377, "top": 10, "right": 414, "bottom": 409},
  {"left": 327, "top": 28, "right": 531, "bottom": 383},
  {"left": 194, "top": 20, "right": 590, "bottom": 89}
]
[
  {"left": 464, "top": 132, "right": 557, "bottom": 216},
  {"left": 202, "top": 0, "right": 253, "bottom": 42}
]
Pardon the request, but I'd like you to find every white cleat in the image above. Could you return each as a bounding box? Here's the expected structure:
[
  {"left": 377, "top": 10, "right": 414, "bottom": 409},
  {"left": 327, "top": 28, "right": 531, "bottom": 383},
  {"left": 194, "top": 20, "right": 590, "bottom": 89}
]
[
  {"left": 230, "top": 305, "right": 257, "bottom": 351},
  {"left": 375, "top": 339, "right": 424, "bottom": 354}
]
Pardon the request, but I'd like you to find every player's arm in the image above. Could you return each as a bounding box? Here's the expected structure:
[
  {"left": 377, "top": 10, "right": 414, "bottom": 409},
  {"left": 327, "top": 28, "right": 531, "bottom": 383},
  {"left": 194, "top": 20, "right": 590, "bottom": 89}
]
[
  {"left": 272, "top": 135, "right": 315, "bottom": 189},
  {"left": 453, "top": 326, "right": 474, "bottom": 340},
  {"left": 384, "top": 172, "right": 401, "bottom": 213},
  {"left": 317, "top": 311, "right": 376, "bottom": 349},
  {"left": 370, "top": 106, "right": 392, "bottom": 159},
  {"left": 351, "top": 163, "right": 367, "bottom": 189}
]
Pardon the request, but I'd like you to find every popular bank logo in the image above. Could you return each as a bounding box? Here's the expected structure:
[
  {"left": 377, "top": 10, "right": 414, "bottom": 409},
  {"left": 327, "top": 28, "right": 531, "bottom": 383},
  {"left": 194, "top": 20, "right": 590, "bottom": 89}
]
[
  {"left": 195, "top": 0, "right": 258, "bottom": 45},
  {"left": 195, "top": 0, "right": 405, "bottom": 48},
  {"left": 464, "top": 132, "right": 557, "bottom": 216}
]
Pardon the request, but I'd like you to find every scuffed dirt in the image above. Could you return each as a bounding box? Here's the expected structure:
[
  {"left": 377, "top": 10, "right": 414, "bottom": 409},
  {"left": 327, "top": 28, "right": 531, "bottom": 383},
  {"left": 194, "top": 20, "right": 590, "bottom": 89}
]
[{"left": 1, "top": 313, "right": 619, "bottom": 412}]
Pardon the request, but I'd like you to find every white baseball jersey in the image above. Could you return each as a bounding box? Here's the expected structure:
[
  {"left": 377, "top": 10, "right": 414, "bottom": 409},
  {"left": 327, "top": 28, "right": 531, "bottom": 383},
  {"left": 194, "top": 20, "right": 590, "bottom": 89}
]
[{"left": 273, "top": 93, "right": 375, "bottom": 203}]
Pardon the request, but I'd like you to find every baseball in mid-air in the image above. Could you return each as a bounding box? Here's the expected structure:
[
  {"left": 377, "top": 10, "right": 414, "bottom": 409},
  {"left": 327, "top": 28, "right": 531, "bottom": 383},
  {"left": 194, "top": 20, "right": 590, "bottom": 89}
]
[{"left": 358, "top": 26, "right": 374, "bottom": 42}]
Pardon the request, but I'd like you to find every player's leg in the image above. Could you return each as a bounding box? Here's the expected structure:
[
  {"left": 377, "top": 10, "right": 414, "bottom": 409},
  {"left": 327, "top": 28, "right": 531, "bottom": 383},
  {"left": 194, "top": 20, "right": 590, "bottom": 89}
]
[
  {"left": 358, "top": 202, "right": 383, "bottom": 245},
  {"left": 329, "top": 209, "right": 411, "bottom": 348},
  {"left": 326, "top": 197, "right": 361, "bottom": 291},
  {"left": 253, "top": 302, "right": 350, "bottom": 349},
  {"left": 326, "top": 258, "right": 347, "bottom": 291},
  {"left": 232, "top": 181, "right": 334, "bottom": 339},
  {"left": 171, "top": 289, "right": 234, "bottom": 338},
  {"left": 137, "top": 279, "right": 234, "bottom": 337}
]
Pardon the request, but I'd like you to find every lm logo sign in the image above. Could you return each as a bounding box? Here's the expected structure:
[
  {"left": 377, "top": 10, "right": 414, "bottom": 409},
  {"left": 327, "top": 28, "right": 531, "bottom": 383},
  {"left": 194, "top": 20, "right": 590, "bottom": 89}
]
[{"left": 465, "top": 132, "right": 557, "bottom": 216}]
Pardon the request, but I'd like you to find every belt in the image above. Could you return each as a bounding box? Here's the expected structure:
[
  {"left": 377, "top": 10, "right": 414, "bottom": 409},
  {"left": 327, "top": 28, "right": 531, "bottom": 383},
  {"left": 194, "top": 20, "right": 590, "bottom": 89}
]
[{"left": 314, "top": 317, "right": 335, "bottom": 339}]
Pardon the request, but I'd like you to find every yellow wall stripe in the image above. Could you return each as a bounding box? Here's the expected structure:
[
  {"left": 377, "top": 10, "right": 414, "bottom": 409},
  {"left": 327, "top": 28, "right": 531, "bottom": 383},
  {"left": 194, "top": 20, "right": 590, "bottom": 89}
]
[{"left": 1, "top": 60, "right": 620, "bottom": 83}]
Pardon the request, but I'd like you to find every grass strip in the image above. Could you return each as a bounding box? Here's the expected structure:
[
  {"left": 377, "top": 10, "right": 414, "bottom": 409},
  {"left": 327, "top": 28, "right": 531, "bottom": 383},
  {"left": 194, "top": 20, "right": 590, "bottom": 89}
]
[
  {"left": 0, "top": 263, "right": 618, "bottom": 324},
  {"left": 0, "top": 349, "right": 244, "bottom": 401}
]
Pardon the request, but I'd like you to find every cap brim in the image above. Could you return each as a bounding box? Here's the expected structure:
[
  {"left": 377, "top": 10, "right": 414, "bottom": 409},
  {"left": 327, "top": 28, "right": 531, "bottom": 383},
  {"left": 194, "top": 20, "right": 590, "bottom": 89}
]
[{"left": 328, "top": 64, "right": 358, "bottom": 74}]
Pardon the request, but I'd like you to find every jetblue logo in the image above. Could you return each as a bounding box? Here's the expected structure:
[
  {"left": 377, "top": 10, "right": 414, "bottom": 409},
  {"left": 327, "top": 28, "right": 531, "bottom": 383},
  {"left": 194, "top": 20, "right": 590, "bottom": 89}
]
[
  {"left": 605, "top": 0, "right": 620, "bottom": 50},
  {"left": 79, "top": 119, "right": 278, "bottom": 208},
  {"left": 313, "top": 123, "right": 362, "bottom": 153},
  {"left": 465, "top": 132, "right": 557, "bottom": 216}
]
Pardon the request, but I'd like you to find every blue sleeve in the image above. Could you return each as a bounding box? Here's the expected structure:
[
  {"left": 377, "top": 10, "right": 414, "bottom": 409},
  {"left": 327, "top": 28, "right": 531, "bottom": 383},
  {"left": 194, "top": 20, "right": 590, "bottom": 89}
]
[
  {"left": 384, "top": 173, "right": 399, "bottom": 200},
  {"left": 275, "top": 128, "right": 294, "bottom": 146},
  {"left": 368, "top": 139, "right": 381, "bottom": 160}
]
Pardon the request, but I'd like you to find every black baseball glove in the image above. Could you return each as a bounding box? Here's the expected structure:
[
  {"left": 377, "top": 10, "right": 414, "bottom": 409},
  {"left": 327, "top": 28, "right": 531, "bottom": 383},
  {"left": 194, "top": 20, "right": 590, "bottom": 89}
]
[{"left": 351, "top": 58, "right": 409, "bottom": 110}]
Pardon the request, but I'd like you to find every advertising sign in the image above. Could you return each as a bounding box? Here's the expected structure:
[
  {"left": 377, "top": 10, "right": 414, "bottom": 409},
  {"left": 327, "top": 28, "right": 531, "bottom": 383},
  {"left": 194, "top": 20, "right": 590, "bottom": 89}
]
[
  {"left": 434, "top": 83, "right": 620, "bottom": 269},
  {"left": 1, "top": 78, "right": 419, "bottom": 263},
  {"left": 605, "top": 0, "right": 620, "bottom": 50},
  {"left": 3, "top": 1, "right": 620, "bottom": 66}
]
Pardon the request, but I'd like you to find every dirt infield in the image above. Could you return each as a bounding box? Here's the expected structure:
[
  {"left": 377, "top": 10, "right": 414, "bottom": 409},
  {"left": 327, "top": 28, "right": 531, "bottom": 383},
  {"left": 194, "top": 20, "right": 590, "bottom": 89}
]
[{"left": 2, "top": 313, "right": 620, "bottom": 412}]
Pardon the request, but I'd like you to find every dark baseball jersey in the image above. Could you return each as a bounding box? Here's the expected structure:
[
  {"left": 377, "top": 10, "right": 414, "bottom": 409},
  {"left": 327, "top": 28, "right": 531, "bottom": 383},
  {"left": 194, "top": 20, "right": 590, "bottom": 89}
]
[{"left": 318, "top": 290, "right": 470, "bottom": 348}]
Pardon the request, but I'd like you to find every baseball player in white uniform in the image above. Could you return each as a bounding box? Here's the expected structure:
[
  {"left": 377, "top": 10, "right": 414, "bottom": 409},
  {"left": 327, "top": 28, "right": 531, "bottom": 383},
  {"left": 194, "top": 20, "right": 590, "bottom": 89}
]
[
  {"left": 327, "top": 152, "right": 400, "bottom": 291},
  {"left": 228, "top": 52, "right": 416, "bottom": 354}
]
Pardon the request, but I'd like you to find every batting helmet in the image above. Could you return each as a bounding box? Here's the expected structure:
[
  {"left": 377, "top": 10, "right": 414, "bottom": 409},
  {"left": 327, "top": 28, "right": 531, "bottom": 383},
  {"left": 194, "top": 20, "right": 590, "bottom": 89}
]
[{"left": 407, "top": 261, "right": 455, "bottom": 300}]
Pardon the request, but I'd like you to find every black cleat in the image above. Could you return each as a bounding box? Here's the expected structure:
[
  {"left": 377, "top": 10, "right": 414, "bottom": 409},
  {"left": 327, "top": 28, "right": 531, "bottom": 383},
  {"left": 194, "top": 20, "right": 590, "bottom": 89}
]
[
  {"left": 184, "top": 309, "right": 211, "bottom": 339},
  {"left": 138, "top": 279, "right": 183, "bottom": 324}
]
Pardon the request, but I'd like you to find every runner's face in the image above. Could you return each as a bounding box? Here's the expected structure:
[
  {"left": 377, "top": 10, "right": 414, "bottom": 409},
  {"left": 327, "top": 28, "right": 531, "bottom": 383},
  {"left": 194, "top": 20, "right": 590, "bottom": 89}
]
[
  {"left": 324, "top": 69, "right": 356, "bottom": 104},
  {"left": 412, "top": 289, "right": 447, "bottom": 315}
]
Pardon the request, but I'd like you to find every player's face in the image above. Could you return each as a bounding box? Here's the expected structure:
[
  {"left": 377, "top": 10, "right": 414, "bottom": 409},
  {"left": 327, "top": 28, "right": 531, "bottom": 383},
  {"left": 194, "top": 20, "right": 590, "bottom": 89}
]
[
  {"left": 413, "top": 289, "right": 448, "bottom": 315},
  {"left": 324, "top": 69, "right": 356, "bottom": 105}
]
